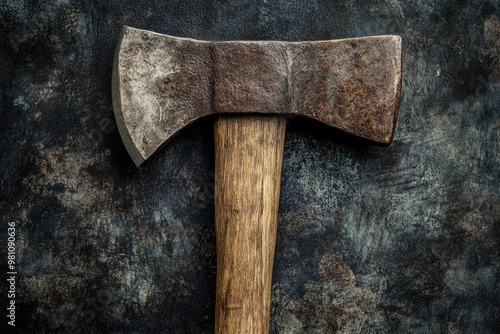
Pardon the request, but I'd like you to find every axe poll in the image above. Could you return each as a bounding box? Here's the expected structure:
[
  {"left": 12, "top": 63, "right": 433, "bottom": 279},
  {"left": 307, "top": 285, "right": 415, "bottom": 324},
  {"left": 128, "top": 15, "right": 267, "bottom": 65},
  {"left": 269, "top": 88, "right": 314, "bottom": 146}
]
[{"left": 112, "top": 26, "right": 401, "bottom": 333}]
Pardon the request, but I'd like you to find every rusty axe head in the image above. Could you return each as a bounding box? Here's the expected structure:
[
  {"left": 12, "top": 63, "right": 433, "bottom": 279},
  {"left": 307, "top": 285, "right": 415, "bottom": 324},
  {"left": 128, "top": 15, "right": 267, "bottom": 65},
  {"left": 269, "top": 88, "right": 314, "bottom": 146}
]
[{"left": 112, "top": 26, "right": 401, "bottom": 166}]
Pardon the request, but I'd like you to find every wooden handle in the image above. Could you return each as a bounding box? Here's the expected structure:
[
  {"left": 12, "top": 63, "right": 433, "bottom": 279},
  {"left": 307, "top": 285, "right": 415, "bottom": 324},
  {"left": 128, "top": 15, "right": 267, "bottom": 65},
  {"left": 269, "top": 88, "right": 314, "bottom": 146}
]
[{"left": 214, "top": 116, "right": 286, "bottom": 334}]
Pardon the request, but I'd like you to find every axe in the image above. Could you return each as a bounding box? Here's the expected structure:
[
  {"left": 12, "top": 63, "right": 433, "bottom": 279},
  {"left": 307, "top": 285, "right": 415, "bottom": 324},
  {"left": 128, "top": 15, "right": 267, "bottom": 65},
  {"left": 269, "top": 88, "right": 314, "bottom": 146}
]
[{"left": 112, "top": 26, "right": 401, "bottom": 333}]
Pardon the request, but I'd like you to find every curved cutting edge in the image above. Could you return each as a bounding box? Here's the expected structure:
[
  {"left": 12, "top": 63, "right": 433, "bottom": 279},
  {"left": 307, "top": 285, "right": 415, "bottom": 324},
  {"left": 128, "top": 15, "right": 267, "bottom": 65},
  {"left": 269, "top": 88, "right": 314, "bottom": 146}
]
[
  {"left": 113, "top": 26, "right": 402, "bottom": 166},
  {"left": 112, "top": 28, "right": 145, "bottom": 166}
]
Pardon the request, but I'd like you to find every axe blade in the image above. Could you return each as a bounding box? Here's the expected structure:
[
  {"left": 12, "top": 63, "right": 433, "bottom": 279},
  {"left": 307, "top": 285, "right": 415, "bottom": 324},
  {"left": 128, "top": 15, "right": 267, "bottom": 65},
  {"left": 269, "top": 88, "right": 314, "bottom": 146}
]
[{"left": 112, "top": 26, "right": 402, "bottom": 166}]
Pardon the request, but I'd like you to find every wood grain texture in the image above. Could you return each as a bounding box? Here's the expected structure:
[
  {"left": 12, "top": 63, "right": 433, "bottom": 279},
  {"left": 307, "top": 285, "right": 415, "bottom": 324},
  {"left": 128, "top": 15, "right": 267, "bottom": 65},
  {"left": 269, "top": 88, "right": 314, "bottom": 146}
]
[{"left": 214, "top": 116, "right": 286, "bottom": 334}]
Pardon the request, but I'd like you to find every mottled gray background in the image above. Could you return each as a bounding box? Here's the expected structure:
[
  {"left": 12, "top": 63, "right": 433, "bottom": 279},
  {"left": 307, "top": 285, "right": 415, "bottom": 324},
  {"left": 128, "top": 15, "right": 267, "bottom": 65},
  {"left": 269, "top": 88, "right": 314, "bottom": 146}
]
[{"left": 1, "top": 1, "right": 499, "bottom": 333}]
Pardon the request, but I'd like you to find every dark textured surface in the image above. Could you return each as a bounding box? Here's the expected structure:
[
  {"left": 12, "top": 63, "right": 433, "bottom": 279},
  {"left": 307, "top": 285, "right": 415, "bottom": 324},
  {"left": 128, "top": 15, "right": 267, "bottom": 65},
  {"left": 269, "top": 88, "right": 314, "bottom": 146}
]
[{"left": 0, "top": 1, "right": 499, "bottom": 333}]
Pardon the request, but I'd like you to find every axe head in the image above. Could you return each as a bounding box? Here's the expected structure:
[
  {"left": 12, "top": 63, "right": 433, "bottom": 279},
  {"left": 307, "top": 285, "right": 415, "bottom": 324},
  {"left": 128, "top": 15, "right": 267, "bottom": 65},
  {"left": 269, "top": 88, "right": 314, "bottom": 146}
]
[{"left": 112, "top": 26, "right": 402, "bottom": 166}]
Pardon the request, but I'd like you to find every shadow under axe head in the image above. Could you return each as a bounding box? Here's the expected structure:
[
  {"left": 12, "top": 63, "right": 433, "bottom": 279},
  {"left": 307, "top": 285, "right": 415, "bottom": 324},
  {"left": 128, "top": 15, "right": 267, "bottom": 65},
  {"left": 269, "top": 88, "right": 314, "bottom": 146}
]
[{"left": 112, "top": 26, "right": 402, "bottom": 166}]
